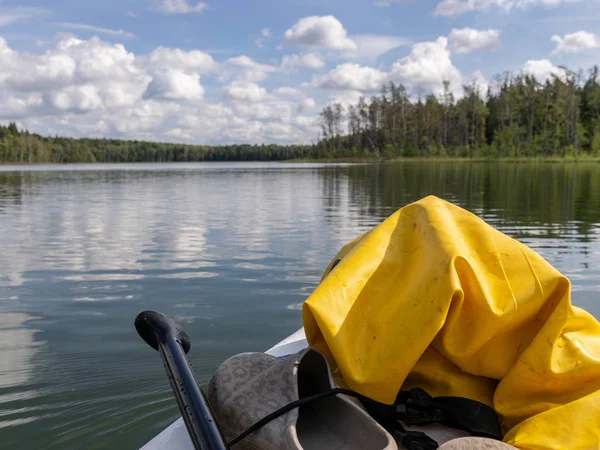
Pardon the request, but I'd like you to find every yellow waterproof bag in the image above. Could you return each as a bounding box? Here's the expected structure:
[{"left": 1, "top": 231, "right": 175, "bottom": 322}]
[{"left": 303, "top": 196, "right": 600, "bottom": 450}]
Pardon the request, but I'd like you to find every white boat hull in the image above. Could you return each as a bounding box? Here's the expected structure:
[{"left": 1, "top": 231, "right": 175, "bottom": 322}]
[{"left": 140, "top": 328, "right": 308, "bottom": 450}]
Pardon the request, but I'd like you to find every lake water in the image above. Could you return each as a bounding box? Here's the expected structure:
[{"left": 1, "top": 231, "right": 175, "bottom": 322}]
[{"left": 0, "top": 161, "right": 599, "bottom": 449}]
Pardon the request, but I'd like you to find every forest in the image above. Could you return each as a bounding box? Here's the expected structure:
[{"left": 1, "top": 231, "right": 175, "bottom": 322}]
[
  {"left": 317, "top": 66, "right": 600, "bottom": 158},
  {"left": 0, "top": 122, "right": 313, "bottom": 163},
  {"left": 1, "top": 65, "right": 600, "bottom": 163}
]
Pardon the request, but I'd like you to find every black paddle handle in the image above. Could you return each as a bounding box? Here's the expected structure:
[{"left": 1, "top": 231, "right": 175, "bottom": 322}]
[{"left": 135, "top": 311, "right": 228, "bottom": 450}]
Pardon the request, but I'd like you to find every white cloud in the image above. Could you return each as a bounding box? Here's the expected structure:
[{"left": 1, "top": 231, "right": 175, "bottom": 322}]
[
  {"left": 284, "top": 15, "right": 357, "bottom": 50},
  {"left": 56, "top": 37, "right": 144, "bottom": 84},
  {"left": 0, "top": 35, "right": 342, "bottom": 145},
  {"left": 224, "top": 55, "right": 279, "bottom": 81},
  {"left": 346, "top": 35, "right": 410, "bottom": 61},
  {"left": 223, "top": 80, "right": 266, "bottom": 102},
  {"left": 0, "top": 36, "right": 148, "bottom": 102},
  {"left": 0, "top": 6, "right": 49, "bottom": 27},
  {"left": 448, "top": 28, "right": 501, "bottom": 53},
  {"left": 57, "top": 23, "right": 136, "bottom": 39},
  {"left": 298, "top": 98, "right": 317, "bottom": 112},
  {"left": 2, "top": 52, "right": 76, "bottom": 92},
  {"left": 390, "top": 37, "right": 462, "bottom": 97},
  {"left": 328, "top": 90, "right": 364, "bottom": 108},
  {"left": 551, "top": 31, "right": 599, "bottom": 54},
  {"left": 103, "top": 100, "right": 235, "bottom": 141},
  {"left": 148, "top": 46, "right": 217, "bottom": 73},
  {"left": 312, "top": 63, "right": 388, "bottom": 91},
  {"left": 44, "top": 85, "right": 104, "bottom": 113},
  {"left": 522, "top": 59, "right": 568, "bottom": 82},
  {"left": 434, "top": 0, "right": 579, "bottom": 16},
  {"left": 0, "top": 36, "right": 151, "bottom": 119},
  {"left": 281, "top": 53, "right": 325, "bottom": 70},
  {"left": 0, "top": 33, "right": 316, "bottom": 144},
  {"left": 231, "top": 100, "right": 293, "bottom": 122},
  {"left": 469, "top": 70, "right": 490, "bottom": 96},
  {"left": 0, "top": 92, "right": 44, "bottom": 119},
  {"left": 150, "top": 0, "right": 207, "bottom": 14},
  {"left": 274, "top": 87, "right": 305, "bottom": 98},
  {"left": 144, "top": 69, "right": 204, "bottom": 101},
  {"left": 255, "top": 28, "right": 272, "bottom": 48}
]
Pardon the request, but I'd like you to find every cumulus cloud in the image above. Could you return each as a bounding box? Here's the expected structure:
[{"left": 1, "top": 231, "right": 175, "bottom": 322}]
[
  {"left": 224, "top": 55, "right": 279, "bottom": 81},
  {"left": 346, "top": 35, "right": 410, "bottom": 61},
  {"left": 274, "top": 87, "right": 305, "bottom": 98},
  {"left": 434, "top": 0, "right": 579, "bottom": 16},
  {"left": 144, "top": 69, "right": 204, "bottom": 101},
  {"left": 231, "top": 100, "right": 294, "bottom": 122},
  {"left": 551, "top": 31, "right": 599, "bottom": 53},
  {"left": 312, "top": 63, "right": 388, "bottom": 91},
  {"left": 0, "top": 26, "right": 501, "bottom": 145},
  {"left": 522, "top": 59, "right": 568, "bottom": 82},
  {"left": 0, "top": 38, "right": 317, "bottom": 144},
  {"left": 0, "top": 34, "right": 324, "bottom": 143},
  {"left": 298, "top": 98, "right": 317, "bottom": 112},
  {"left": 147, "top": 46, "right": 217, "bottom": 73},
  {"left": 283, "top": 17, "right": 407, "bottom": 61},
  {"left": 448, "top": 28, "right": 501, "bottom": 53},
  {"left": 469, "top": 70, "right": 491, "bottom": 96},
  {"left": 390, "top": 37, "right": 462, "bottom": 97},
  {"left": 284, "top": 15, "right": 357, "bottom": 50},
  {"left": 150, "top": 0, "right": 208, "bottom": 14},
  {"left": 44, "top": 85, "right": 104, "bottom": 113},
  {"left": 0, "top": 35, "right": 319, "bottom": 144},
  {"left": 328, "top": 90, "right": 364, "bottom": 108},
  {"left": 0, "top": 38, "right": 149, "bottom": 120},
  {"left": 281, "top": 53, "right": 325, "bottom": 70},
  {"left": 0, "top": 36, "right": 149, "bottom": 108},
  {"left": 223, "top": 80, "right": 267, "bottom": 102},
  {"left": 0, "top": 92, "right": 44, "bottom": 120}
]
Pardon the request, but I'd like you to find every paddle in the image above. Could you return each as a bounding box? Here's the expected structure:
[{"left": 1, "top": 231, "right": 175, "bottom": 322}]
[{"left": 135, "top": 311, "right": 228, "bottom": 450}]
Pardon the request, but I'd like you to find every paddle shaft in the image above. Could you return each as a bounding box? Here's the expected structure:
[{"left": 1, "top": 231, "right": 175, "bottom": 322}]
[
  {"left": 135, "top": 311, "right": 228, "bottom": 450},
  {"left": 157, "top": 338, "right": 228, "bottom": 450}
]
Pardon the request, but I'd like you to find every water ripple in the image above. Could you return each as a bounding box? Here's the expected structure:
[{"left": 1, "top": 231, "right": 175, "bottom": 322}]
[{"left": 0, "top": 162, "right": 599, "bottom": 448}]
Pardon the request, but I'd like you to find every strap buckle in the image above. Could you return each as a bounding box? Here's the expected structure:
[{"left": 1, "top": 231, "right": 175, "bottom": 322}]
[{"left": 396, "top": 388, "right": 443, "bottom": 426}]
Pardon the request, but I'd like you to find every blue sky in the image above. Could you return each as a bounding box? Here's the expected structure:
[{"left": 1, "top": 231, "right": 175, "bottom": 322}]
[{"left": 1, "top": 0, "right": 599, "bottom": 144}]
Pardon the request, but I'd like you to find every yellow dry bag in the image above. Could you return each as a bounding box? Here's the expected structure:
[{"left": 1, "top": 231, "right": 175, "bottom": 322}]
[{"left": 303, "top": 195, "right": 600, "bottom": 450}]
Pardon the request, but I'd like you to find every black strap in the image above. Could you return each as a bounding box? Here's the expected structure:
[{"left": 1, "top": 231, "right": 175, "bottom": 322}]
[
  {"left": 228, "top": 388, "right": 438, "bottom": 449},
  {"left": 363, "top": 398, "right": 439, "bottom": 450},
  {"left": 394, "top": 388, "right": 503, "bottom": 440},
  {"left": 229, "top": 388, "right": 374, "bottom": 447},
  {"left": 228, "top": 387, "right": 502, "bottom": 448}
]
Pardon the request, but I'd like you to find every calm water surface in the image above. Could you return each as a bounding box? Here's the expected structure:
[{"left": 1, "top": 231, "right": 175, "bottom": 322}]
[{"left": 0, "top": 161, "right": 599, "bottom": 449}]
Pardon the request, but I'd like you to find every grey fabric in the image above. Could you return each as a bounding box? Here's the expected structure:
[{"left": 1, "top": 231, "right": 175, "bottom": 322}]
[
  {"left": 207, "top": 348, "right": 397, "bottom": 450},
  {"left": 438, "top": 437, "right": 518, "bottom": 449}
]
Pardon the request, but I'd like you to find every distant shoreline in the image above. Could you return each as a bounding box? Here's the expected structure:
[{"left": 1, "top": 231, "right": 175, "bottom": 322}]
[
  {"left": 286, "top": 156, "right": 600, "bottom": 163},
  {"left": 3, "top": 156, "right": 600, "bottom": 166},
  {"left": 3, "top": 121, "right": 600, "bottom": 165}
]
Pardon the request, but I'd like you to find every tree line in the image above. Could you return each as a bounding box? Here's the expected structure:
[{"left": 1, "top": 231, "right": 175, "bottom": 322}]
[
  {"left": 318, "top": 66, "right": 600, "bottom": 158},
  {"left": 2, "top": 65, "right": 600, "bottom": 164},
  {"left": 0, "top": 123, "right": 313, "bottom": 164}
]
